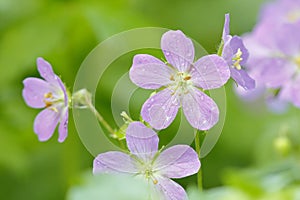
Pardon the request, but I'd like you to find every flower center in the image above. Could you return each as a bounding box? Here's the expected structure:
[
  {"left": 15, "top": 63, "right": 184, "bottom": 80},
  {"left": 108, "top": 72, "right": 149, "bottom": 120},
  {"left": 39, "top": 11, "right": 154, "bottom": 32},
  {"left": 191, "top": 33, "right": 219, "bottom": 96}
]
[
  {"left": 232, "top": 48, "right": 243, "bottom": 70},
  {"left": 43, "top": 92, "right": 64, "bottom": 111},
  {"left": 287, "top": 9, "right": 300, "bottom": 23},
  {"left": 142, "top": 167, "right": 158, "bottom": 184},
  {"left": 170, "top": 71, "right": 192, "bottom": 95}
]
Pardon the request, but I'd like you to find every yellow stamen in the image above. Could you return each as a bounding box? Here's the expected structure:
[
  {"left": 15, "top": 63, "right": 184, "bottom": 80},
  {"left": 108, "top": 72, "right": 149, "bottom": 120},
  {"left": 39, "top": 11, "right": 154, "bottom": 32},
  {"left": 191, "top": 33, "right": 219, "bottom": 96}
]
[
  {"left": 232, "top": 48, "right": 243, "bottom": 70},
  {"left": 170, "top": 75, "right": 175, "bottom": 81},
  {"left": 183, "top": 76, "right": 191, "bottom": 81},
  {"left": 44, "top": 92, "right": 53, "bottom": 99},
  {"left": 44, "top": 100, "right": 53, "bottom": 108},
  {"left": 152, "top": 179, "right": 158, "bottom": 185},
  {"left": 295, "top": 57, "right": 300, "bottom": 68},
  {"left": 50, "top": 107, "right": 58, "bottom": 112}
]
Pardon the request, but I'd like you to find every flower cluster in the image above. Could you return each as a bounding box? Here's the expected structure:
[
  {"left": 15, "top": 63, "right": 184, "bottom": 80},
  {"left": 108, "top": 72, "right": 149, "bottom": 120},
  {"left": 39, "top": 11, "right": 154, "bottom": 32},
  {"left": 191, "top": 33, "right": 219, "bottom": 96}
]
[
  {"left": 129, "top": 14, "right": 253, "bottom": 131},
  {"left": 240, "top": 0, "right": 300, "bottom": 110},
  {"left": 22, "top": 14, "right": 252, "bottom": 200}
]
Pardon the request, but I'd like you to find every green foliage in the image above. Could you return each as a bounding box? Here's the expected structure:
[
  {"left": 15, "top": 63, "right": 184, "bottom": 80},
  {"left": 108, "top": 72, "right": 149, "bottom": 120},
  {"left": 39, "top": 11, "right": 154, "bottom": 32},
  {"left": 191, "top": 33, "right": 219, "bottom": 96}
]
[
  {"left": 1, "top": 0, "right": 299, "bottom": 199},
  {"left": 67, "top": 173, "right": 160, "bottom": 200}
]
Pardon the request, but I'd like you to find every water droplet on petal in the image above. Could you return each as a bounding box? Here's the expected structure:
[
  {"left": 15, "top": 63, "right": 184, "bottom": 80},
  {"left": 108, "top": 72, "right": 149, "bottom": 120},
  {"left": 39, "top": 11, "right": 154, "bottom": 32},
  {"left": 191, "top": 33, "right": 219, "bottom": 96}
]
[{"left": 166, "top": 116, "right": 171, "bottom": 122}]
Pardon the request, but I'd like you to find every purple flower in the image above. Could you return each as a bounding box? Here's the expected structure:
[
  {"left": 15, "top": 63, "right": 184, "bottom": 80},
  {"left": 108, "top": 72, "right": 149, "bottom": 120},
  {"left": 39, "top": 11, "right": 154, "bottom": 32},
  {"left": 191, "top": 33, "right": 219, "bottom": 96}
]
[
  {"left": 130, "top": 30, "right": 230, "bottom": 130},
  {"left": 260, "top": 0, "right": 300, "bottom": 27},
  {"left": 237, "top": 0, "right": 300, "bottom": 110},
  {"left": 93, "top": 122, "right": 200, "bottom": 200},
  {"left": 22, "top": 57, "right": 69, "bottom": 142},
  {"left": 244, "top": 18, "right": 300, "bottom": 108},
  {"left": 221, "top": 14, "right": 255, "bottom": 90}
]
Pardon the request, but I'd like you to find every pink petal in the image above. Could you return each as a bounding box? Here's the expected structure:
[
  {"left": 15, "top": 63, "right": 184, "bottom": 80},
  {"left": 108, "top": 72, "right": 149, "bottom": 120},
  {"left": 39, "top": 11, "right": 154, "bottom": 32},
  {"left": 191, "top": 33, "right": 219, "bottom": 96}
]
[
  {"left": 155, "top": 176, "right": 188, "bottom": 200},
  {"left": 154, "top": 145, "right": 200, "bottom": 179},
  {"left": 191, "top": 55, "right": 230, "bottom": 90},
  {"left": 129, "top": 54, "right": 174, "bottom": 89},
  {"left": 34, "top": 107, "right": 61, "bottom": 141},
  {"left": 37, "top": 57, "right": 58, "bottom": 85},
  {"left": 182, "top": 88, "right": 219, "bottom": 130},
  {"left": 126, "top": 122, "right": 159, "bottom": 162},
  {"left": 93, "top": 151, "right": 139, "bottom": 174},
  {"left": 58, "top": 108, "right": 68, "bottom": 143},
  {"left": 22, "top": 78, "right": 52, "bottom": 108},
  {"left": 141, "top": 89, "right": 180, "bottom": 130},
  {"left": 161, "top": 30, "right": 195, "bottom": 72}
]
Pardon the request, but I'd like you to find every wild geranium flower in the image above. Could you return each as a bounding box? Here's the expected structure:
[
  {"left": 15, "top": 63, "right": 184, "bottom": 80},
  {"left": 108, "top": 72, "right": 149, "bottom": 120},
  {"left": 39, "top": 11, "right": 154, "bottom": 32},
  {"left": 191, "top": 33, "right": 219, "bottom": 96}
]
[
  {"left": 93, "top": 122, "right": 200, "bottom": 200},
  {"left": 22, "top": 57, "right": 69, "bottom": 142},
  {"left": 235, "top": 0, "right": 300, "bottom": 110},
  {"left": 243, "top": 18, "right": 300, "bottom": 108},
  {"left": 130, "top": 30, "right": 230, "bottom": 130},
  {"left": 221, "top": 13, "right": 255, "bottom": 90},
  {"left": 260, "top": 0, "right": 300, "bottom": 27}
]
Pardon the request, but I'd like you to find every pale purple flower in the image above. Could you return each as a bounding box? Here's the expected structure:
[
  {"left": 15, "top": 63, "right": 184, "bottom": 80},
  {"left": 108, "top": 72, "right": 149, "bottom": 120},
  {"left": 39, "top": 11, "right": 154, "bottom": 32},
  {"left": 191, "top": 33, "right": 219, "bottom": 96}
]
[
  {"left": 235, "top": 0, "right": 300, "bottom": 110},
  {"left": 22, "top": 57, "right": 69, "bottom": 142},
  {"left": 243, "top": 19, "right": 300, "bottom": 108},
  {"left": 93, "top": 122, "right": 200, "bottom": 200},
  {"left": 221, "top": 14, "right": 255, "bottom": 90},
  {"left": 260, "top": 0, "right": 300, "bottom": 27},
  {"left": 130, "top": 30, "right": 230, "bottom": 130}
]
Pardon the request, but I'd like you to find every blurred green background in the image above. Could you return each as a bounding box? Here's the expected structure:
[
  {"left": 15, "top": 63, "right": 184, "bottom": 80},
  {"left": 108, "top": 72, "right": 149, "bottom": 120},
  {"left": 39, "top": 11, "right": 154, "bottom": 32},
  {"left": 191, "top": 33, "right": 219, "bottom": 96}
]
[{"left": 1, "top": 0, "right": 300, "bottom": 199}]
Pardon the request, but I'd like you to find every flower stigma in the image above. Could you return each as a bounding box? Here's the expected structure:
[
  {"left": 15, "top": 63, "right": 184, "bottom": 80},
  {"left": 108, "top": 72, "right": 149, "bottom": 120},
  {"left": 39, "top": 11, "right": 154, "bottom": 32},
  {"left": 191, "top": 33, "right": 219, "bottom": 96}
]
[{"left": 143, "top": 168, "right": 158, "bottom": 185}]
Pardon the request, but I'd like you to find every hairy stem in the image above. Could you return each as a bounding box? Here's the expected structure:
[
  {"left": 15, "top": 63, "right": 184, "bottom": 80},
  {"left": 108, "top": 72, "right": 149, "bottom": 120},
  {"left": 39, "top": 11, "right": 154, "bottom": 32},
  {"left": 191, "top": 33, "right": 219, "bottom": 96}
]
[{"left": 86, "top": 102, "right": 116, "bottom": 138}]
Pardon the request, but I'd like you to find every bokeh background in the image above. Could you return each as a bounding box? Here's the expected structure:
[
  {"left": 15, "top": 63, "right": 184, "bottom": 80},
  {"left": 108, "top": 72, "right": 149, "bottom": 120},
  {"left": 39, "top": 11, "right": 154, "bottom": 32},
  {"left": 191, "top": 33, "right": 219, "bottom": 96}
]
[{"left": 1, "top": 0, "right": 300, "bottom": 199}]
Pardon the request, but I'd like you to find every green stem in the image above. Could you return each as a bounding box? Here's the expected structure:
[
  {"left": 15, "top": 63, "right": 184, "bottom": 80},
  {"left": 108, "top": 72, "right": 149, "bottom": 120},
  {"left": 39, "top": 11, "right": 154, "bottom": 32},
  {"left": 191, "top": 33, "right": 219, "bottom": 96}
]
[
  {"left": 86, "top": 102, "right": 116, "bottom": 137},
  {"left": 195, "top": 129, "right": 203, "bottom": 191},
  {"left": 87, "top": 102, "right": 126, "bottom": 149},
  {"left": 217, "top": 40, "right": 224, "bottom": 57}
]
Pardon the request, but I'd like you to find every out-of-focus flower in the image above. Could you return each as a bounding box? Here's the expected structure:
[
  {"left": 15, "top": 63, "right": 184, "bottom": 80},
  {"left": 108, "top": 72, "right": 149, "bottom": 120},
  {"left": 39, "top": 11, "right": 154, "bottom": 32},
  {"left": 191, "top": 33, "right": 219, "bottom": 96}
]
[
  {"left": 260, "top": 0, "right": 300, "bottom": 26},
  {"left": 22, "top": 57, "right": 69, "bottom": 142},
  {"left": 93, "top": 122, "right": 200, "bottom": 200},
  {"left": 238, "top": 0, "right": 300, "bottom": 110},
  {"left": 130, "top": 30, "right": 230, "bottom": 130},
  {"left": 244, "top": 21, "right": 300, "bottom": 108},
  {"left": 221, "top": 14, "right": 255, "bottom": 90}
]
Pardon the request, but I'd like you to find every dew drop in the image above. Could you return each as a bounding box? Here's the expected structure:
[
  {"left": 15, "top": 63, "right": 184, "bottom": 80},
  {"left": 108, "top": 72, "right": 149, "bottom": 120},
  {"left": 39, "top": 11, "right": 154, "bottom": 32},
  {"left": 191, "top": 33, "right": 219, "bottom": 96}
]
[{"left": 166, "top": 116, "right": 171, "bottom": 122}]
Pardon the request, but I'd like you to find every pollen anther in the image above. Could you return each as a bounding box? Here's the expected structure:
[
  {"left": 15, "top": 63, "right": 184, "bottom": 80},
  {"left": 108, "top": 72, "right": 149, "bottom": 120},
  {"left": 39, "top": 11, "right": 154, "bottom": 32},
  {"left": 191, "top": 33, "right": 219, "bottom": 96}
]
[{"left": 44, "top": 92, "right": 53, "bottom": 99}]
